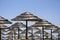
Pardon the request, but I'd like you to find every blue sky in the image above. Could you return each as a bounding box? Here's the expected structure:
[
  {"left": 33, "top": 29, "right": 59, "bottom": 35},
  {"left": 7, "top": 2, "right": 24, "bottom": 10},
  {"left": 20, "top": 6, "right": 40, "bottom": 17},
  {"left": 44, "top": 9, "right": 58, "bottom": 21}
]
[{"left": 0, "top": 0, "right": 60, "bottom": 27}]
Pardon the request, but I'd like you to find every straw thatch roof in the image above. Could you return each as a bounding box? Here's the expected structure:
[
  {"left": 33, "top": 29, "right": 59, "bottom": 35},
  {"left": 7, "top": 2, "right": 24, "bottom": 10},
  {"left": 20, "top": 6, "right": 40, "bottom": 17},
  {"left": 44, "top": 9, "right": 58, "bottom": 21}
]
[
  {"left": 20, "top": 29, "right": 32, "bottom": 34},
  {"left": 27, "top": 27, "right": 40, "bottom": 30},
  {"left": 53, "top": 28, "right": 60, "bottom": 33},
  {"left": 11, "top": 11, "right": 42, "bottom": 21},
  {"left": 10, "top": 22, "right": 26, "bottom": 28},
  {"left": 30, "top": 20, "right": 58, "bottom": 31},
  {"left": 0, "top": 24, "right": 8, "bottom": 28},
  {"left": 0, "top": 16, "right": 12, "bottom": 24},
  {"left": 30, "top": 20, "right": 53, "bottom": 27},
  {"left": 44, "top": 25, "right": 58, "bottom": 30},
  {"left": 34, "top": 30, "right": 42, "bottom": 34}
]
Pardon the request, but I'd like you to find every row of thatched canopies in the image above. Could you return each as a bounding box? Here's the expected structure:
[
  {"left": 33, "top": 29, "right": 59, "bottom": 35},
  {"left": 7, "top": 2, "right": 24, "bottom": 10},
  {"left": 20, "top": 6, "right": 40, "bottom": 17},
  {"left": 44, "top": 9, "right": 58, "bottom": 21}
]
[
  {"left": 0, "top": 22, "right": 58, "bottom": 40},
  {"left": 0, "top": 11, "right": 60, "bottom": 40}
]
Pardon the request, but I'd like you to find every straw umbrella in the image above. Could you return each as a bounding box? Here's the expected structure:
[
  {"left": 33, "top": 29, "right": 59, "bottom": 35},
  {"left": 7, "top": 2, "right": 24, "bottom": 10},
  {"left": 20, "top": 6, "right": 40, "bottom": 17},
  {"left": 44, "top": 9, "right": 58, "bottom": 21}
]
[
  {"left": 2, "top": 29, "right": 11, "bottom": 39},
  {"left": 31, "top": 19, "right": 50, "bottom": 40},
  {"left": 28, "top": 27, "right": 40, "bottom": 38},
  {"left": 1, "top": 25, "right": 9, "bottom": 35},
  {"left": 34, "top": 30, "right": 42, "bottom": 40},
  {"left": 0, "top": 16, "right": 12, "bottom": 40},
  {"left": 11, "top": 11, "right": 42, "bottom": 40},
  {"left": 20, "top": 29, "right": 33, "bottom": 40},
  {"left": 9, "top": 22, "right": 25, "bottom": 39},
  {"left": 2, "top": 29, "right": 13, "bottom": 40},
  {"left": 0, "top": 25, "right": 9, "bottom": 39},
  {"left": 34, "top": 29, "right": 50, "bottom": 40},
  {"left": 30, "top": 20, "right": 56, "bottom": 40},
  {"left": 6, "top": 28, "right": 21, "bottom": 40},
  {"left": 53, "top": 28, "right": 60, "bottom": 40},
  {"left": 6, "top": 31, "right": 18, "bottom": 40},
  {"left": 21, "top": 29, "right": 32, "bottom": 35},
  {"left": 22, "top": 27, "right": 40, "bottom": 40},
  {"left": 7, "top": 31, "right": 13, "bottom": 40},
  {"left": 44, "top": 25, "right": 58, "bottom": 40},
  {"left": 44, "top": 32, "right": 57, "bottom": 40}
]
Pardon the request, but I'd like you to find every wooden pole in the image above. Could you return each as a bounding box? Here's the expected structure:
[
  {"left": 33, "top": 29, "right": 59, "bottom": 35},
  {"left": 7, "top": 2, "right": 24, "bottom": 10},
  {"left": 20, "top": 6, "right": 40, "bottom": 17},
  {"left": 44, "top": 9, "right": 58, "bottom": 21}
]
[
  {"left": 0, "top": 28, "right": 1, "bottom": 40},
  {"left": 42, "top": 26, "right": 44, "bottom": 40},
  {"left": 51, "top": 29, "right": 52, "bottom": 40},
  {"left": 26, "top": 20, "right": 28, "bottom": 40},
  {"left": 18, "top": 27, "right": 19, "bottom": 39}
]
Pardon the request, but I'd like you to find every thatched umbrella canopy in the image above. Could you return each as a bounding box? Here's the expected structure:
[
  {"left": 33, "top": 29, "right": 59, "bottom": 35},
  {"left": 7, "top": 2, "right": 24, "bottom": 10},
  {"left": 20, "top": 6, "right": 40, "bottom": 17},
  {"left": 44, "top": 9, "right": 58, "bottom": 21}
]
[
  {"left": 28, "top": 34, "right": 43, "bottom": 40},
  {"left": 53, "top": 28, "right": 60, "bottom": 33},
  {"left": 44, "top": 25, "right": 58, "bottom": 30},
  {"left": 11, "top": 11, "right": 42, "bottom": 21},
  {"left": 9, "top": 22, "right": 26, "bottom": 39},
  {"left": 0, "top": 25, "right": 10, "bottom": 36},
  {"left": 2, "top": 24, "right": 22, "bottom": 40},
  {"left": 34, "top": 30, "right": 51, "bottom": 40},
  {"left": 10, "top": 22, "right": 26, "bottom": 28},
  {"left": 53, "top": 28, "right": 60, "bottom": 40},
  {"left": 26, "top": 27, "right": 41, "bottom": 38},
  {"left": 30, "top": 20, "right": 57, "bottom": 40},
  {"left": 34, "top": 30, "right": 52, "bottom": 37},
  {"left": 0, "top": 16, "right": 12, "bottom": 40},
  {"left": 34, "top": 30, "right": 42, "bottom": 40},
  {"left": 0, "top": 25, "right": 10, "bottom": 39},
  {"left": 5, "top": 31, "right": 18, "bottom": 40},
  {"left": 27, "top": 27, "right": 40, "bottom": 33},
  {"left": 20, "top": 30, "right": 33, "bottom": 40},
  {"left": 34, "top": 30, "right": 42, "bottom": 34},
  {"left": 31, "top": 20, "right": 52, "bottom": 27},
  {"left": 21, "top": 29, "right": 32, "bottom": 34},
  {"left": 0, "top": 16, "right": 12, "bottom": 24},
  {"left": 1, "top": 31, "right": 13, "bottom": 40},
  {"left": 1, "top": 29, "right": 21, "bottom": 40},
  {"left": 30, "top": 20, "right": 52, "bottom": 40},
  {"left": 21, "top": 27, "right": 38, "bottom": 34},
  {"left": 1, "top": 25, "right": 10, "bottom": 32},
  {"left": 11, "top": 11, "right": 43, "bottom": 40},
  {"left": 44, "top": 25, "right": 58, "bottom": 40}
]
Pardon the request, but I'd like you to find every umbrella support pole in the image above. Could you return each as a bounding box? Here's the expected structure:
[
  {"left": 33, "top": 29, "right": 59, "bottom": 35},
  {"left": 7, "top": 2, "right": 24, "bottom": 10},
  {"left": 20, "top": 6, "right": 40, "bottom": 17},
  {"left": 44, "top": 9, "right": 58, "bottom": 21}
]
[
  {"left": 51, "top": 29, "right": 52, "bottom": 40},
  {"left": 0, "top": 28, "right": 1, "bottom": 40},
  {"left": 58, "top": 33, "right": 60, "bottom": 40},
  {"left": 26, "top": 20, "right": 28, "bottom": 40},
  {"left": 18, "top": 27, "right": 19, "bottom": 39},
  {"left": 42, "top": 27, "right": 44, "bottom": 40},
  {"left": 32, "top": 27, "right": 34, "bottom": 39}
]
